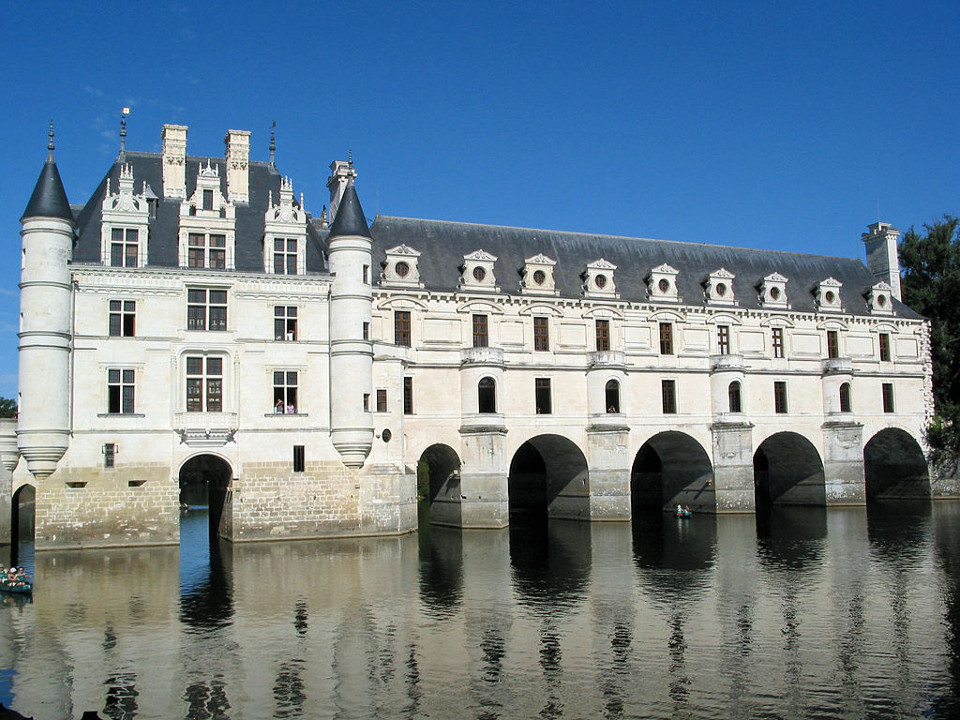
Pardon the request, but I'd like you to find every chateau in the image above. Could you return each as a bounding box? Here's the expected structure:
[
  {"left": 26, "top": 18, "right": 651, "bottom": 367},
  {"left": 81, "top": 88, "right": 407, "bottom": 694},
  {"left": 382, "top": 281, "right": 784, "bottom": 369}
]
[{"left": 7, "top": 122, "right": 943, "bottom": 550}]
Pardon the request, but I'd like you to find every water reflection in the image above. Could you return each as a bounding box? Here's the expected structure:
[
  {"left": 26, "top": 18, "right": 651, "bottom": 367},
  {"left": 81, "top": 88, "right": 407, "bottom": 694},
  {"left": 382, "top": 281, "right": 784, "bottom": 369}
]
[{"left": 0, "top": 504, "right": 956, "bottom": 718}]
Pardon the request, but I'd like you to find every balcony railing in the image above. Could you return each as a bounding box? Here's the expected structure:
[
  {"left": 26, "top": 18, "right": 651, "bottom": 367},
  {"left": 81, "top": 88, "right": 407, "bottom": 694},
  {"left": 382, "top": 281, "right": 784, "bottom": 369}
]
[
  {"left": 821, "top": 357, "right": 853, "bottom": 375},
  {"left": 173, "top": 412, "right": 238, "bottom": 447},
  {"left": 710, "top": 354, "right": 745, "bottom": 372},
  {"left": 588, "top": 350, "right": 626, "bottom": 368},
  {"left": 460, "top": 347, "right": 504, "bottom": 366}
]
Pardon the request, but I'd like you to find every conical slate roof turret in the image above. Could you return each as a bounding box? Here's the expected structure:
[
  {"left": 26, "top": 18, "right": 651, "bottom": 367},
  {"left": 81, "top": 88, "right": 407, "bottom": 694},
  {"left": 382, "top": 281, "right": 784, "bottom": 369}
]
[
  {"left": 21, "top": 128, "right": 73, "bottom": 224},
  {"left": 328, "top": 178, "right": 371, "bottom": 239}
]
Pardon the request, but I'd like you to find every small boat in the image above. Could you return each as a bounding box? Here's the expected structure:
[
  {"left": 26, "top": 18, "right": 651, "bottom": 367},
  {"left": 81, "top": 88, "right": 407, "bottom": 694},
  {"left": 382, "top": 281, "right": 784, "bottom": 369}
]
[
  {"left": 675, "top": 506, "right": 692, "bottom": 518},
  {"left": 0, "top": 578, "right": 31, "bottom": 595}
]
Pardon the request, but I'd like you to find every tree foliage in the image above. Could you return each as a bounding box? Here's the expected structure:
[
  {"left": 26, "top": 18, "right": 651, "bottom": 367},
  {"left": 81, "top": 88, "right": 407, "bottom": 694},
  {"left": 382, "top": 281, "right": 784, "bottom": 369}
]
[
  {"left": 0, "top": 397, "right": 15, "bottom": 419},
  {"left": 899, "top": 216, "right": 960, "bottom": 461}
]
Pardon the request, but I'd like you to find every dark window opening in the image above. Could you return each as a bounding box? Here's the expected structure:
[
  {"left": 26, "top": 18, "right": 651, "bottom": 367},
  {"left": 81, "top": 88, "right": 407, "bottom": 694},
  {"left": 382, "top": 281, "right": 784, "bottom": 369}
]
[
  {"left": 728, "top": 381, "right": 742, "bottom": 413},
  {"left": 534, "top": 316, "right": 549, "bottom": 351},
  {"left": 661, "top": 379, "right": 677, "bottom": 414},
  {"left": 473, "top": 314, "right": 488, "bottom": 348},
  {"left": 395, "top": 310, "right": 411, "bottom": 347},
  {"left": 605, "top": 379, "right": 620, "bottom": 413},
  {"left": 403, "top": 377, "right": 413, "bottom": 415},
  {"left": 535, "top": 378, "right": 552, "bottom": 414},
  {"left": 659, "top": 322, "right": 673, "bottom": 355},
  {"left": 293, "top": 445, "right": 305, "bottom": 473},
  {"left": 840, "top": 382, "right": 852, "bottom": 412},
  {"left": 376, "top": 389, "right": 387, "bottom": 413},
  {"left": 478, "top": 377, "right": 497, "bottom": 413},
  {"left": 774, "top": 381, "right": 788, "bottom": 414},
  {"left": 882, "top": 383, "right": 895, "bottom": 413},
  {"left": 827, "top": 330, "right": 840, "bottom": 359},
  {"left": 596, "top": 319, "right": 610, "bottom": 351}
]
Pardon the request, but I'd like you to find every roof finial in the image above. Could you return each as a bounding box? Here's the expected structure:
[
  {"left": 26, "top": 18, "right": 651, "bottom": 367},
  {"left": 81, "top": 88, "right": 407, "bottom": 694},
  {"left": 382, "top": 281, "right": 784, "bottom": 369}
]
[
  {"left": 348, "top": 148, "right": 353, "bottom": 166},
  {"left": 47, "top": 119, "right": 55, "bottom": 154},
  {"left": 269, "top": 120, "right": 276, "bottom": 166},
  {"left": 119, "top": 106, "right": 130, "bottom": 160}
]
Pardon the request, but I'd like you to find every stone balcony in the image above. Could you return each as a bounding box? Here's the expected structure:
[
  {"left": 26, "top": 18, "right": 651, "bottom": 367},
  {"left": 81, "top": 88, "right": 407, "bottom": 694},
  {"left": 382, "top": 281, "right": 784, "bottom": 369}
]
[
  {"left": 173, "top": 412, "right": 239, "bottom": 447},
  {"left": 588, "top": 350, "right": 626, "bottom": 369},
  {"left": 460, "top": 347, "right": 504, "bottom": 367},
  {"left": 821, "top": 356, "right": 853, "bottom": 375},
  {"left": 587, "top": 412, "right": 629, "bottom": 432},
  {"left": 459, "top": 412, "right": 507, "bottom": 435},
  {"left": 710, "top": 354, "right": 745, "bottom": 372}
]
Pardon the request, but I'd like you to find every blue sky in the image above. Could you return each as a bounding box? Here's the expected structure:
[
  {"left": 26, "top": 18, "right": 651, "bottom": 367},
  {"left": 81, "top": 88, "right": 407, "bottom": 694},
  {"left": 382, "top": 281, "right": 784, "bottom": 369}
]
[{"left": 0, "top": 1, "right": 958, "bottom": 399}]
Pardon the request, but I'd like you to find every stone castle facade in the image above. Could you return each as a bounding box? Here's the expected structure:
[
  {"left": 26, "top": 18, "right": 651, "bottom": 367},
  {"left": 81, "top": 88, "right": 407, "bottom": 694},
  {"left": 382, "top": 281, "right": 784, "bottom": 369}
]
[{"left": 7, "top": 122, "right": 943, "bottom": 550}]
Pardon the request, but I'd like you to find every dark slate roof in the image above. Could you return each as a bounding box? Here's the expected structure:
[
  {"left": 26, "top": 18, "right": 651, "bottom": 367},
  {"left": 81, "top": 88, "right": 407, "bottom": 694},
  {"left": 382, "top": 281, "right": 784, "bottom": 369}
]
[
  {"left": 73, "top": 151, "right": 328, "bottom": 273},
  {"left": 22, "top": 153, "right": 74, "bottom": 224},
  {"left": 328, "top": 179, "right": 372, "bottom": 239},
  {"left": 369, "top": 216, "right": 921, "bottom": 319}
]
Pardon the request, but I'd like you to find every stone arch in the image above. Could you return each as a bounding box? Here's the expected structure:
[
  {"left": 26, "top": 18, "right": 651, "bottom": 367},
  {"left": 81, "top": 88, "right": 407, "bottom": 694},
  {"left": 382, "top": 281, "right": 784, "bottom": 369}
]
[
  {"left": 631, "top": 431, "right": 715, "bottom": 512},
  {"left": 864, "top": 428, "right": 930, "bottom": 500},
  {"left": 178, "top": 454, "right": 233, "bottom": 539},
  {"left": 508, "top": 434, "right": 589, "bottom": 520},
  {"left": 418, "top": 444, "right": 462, "bottom": 528},
  {"left": 753, "top": 432, "right": 824, "bottom": 508},
  {"left": 11, "top": 484, "right": 35, "bottom": 554}
]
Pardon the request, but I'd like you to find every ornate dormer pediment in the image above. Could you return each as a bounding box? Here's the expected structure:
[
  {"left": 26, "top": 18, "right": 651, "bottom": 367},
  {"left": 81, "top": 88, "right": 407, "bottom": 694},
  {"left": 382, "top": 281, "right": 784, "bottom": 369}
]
[
  {"left": 582, "top": 258, "right": 618, "bottom": 298},
  {"left": 266, "top": 178, "right": 305, "bottom": 224},
  {"left": 177, "top": 162, "right": 237, "bottom": 270},
  {"left": 647, "top": 263, "right": 680, "bottom": 302},
  {"left": 759, "top": 272, "right": 789, "bottom": 308},
  {"left": 100, "top": 164, "right": 150, "bottom": 267},
  {"left": 866, "top": 280, "right": 894, "bottom": 315},
  {"left": 521, "top": 253, "right": 558, "bottom": 296},
  {"left": 460, "top": 250, "right": 498, "bottom": 292},
  {"left": 382, "top": 244, "right": 424, "bottom": 287},
  {"left": 815, "top": 277, "right": 843, "bottom": 312},
  {"left": 705, "top": 268, "right": 736, "bottom": 305},
  {"left": 263, "top": 177, "right": 307, "bottom": 275}
]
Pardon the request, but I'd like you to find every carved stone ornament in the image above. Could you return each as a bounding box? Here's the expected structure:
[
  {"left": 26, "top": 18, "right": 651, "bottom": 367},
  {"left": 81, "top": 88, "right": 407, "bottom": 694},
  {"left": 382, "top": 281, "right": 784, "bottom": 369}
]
[
  {"left": 815, "top": 277, "right": 843, "bottom": 312},
  {"left": 521, "top": 253, "right": 558, "bottom": 295},
  {"left": 647, "top": 263, "right": 680, "bottom": 302},
  {"left": 582, "top": 258, "right": 618, "bottom": 298},
  {"left": 705, "top": 268, "right": 736, "bottom": 305},
  {"left": 383, "top": 244, "right": 423, "bottom": 286},
  {"left": 759, "top": 272, "right": 789, "bottom": 308},
  {"left": 460, "top": 250, "right": 498, "bottom": 292}
]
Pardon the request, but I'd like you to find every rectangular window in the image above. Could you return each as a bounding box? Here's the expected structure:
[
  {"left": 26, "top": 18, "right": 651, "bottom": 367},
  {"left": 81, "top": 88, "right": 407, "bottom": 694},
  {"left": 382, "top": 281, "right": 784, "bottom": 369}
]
[
  {"left": 882, "top": 383, "right": 895, "bottom": 413},
  {"left": 273, "top": 371, "right": 298, "bottom": 413},
  {"left": 772, "top": 327, "right": 784, "bottom": 358},
  {"left": 104, "top": 443, "right": 116, "bottom": 469},
  {"left": 107, "top": 368, "right": 135, "bottom": 414},
  {"left": 534, "top": 316, "right": 549, "bottom": 351},
  {"left": 187, "top": 289, "right": 227, "bottom": 331},
  {"left": 186, "top": 356, "right": 222, "bottom": 412},
  {"left": 362, "top": 322, "right": 369, "bottom": 340},
  {"left": 274, "top": 306, "right": 298, "bottom": 341},
  {"left": 717, "top": 325, "right": 730, "bottom": 355},
  {"left": 202, "top": 189, "right": 214, "bottom": 211},
  {"left": 535, "top": 378, "right": 552, "bottom": 414},
  {"left": 274, "top": 238, "right": 298, "bottom": 275},
  {"left": 879, "top": 333, "right": 891, "bottom": 362},
  {"left": 774, "top": 381, "right": 788, "bottom": 414},
  {"left": 596, "top": 320, "right": 610, "bottom": 351},
  {"left": 659, "top": 323, "right": 673, "bottom": 355},
  {"left": 363, "top": 393, "right": 370, "bottom": 412},
  {"left": 395, "top": 310, "right": 411, "bottom": 347},
  {"left": 376, "top": 388, "right": 388, "bottom": 413},
  {"left": 403, "top": 377, "right": 413, "bottom": 415},
  {"left": 363, "top": 264, "right": 370, "bottom": 284},
  {"left": 109, "top": 300, "right": 136, "bottom": 337},
  {"left": 188, "top": 233, "right": 226, "bottom": 269},
  {"left": 110, "top": 228, "right": 138, "bottom": 268},
  {"left": 293, "top": 445, "right": 305, "bottom": 473},
  {"left": 473, "top": 314, "right": 488, "bottom": 348},
  {"left": 661, "top": 379, "right": 677, "bottom": 414},
  {"left": 827, "top": 330, "right": 839, "bottom": 359}
]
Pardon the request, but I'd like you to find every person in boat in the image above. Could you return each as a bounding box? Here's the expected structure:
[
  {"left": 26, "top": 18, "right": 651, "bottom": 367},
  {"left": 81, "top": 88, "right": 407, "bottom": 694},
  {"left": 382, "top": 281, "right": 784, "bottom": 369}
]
[
  {"left": 684, "top": 505, "right": 692, "bottom": 516},
  {"left": 676, "top": 504, "right": 684, "bottom": 516}
]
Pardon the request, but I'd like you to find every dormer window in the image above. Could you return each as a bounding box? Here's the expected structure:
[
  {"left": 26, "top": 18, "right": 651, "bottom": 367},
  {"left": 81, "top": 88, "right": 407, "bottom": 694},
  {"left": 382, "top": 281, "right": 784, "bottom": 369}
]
[
  {"left": 202, "top": 189, "right": 214, "bottom": 211},
  {"left": 866, "top": 281, "right": 894, "bottom": 315},
  {"left": 582, "top": 259, "right": 618, "bottom": 298},
  {"left": 815, "top": 278, "right": 843, "bottom": 313},
  {"left": 179, "top": 163, "right": 236, "bottom": 270},
  {"left": 382, "top": 245, "right": 423, "bottom": 287},
  {"left": 263, "top": 178, "right": 307, "bottom": 276},
  {"left": 705, "top": 268, "right": 736, "bottom": 306},
  {"left": 110, "top": 229, "right": 139, "bottom": 268},
  {"left": 460, "top": 250, "right": 498, "bottom": 292},
  {"left": 648, "top": 264, "right": 680, "bottom": 302},
  {"left": 759, "top": 272, "right": 788, "bottom": 308},
  {"left": 101, "top": 164, "right": 149, "bottom": 268},
  {"left": 521, "top": 254, "right": 558, "bottom": 296}
]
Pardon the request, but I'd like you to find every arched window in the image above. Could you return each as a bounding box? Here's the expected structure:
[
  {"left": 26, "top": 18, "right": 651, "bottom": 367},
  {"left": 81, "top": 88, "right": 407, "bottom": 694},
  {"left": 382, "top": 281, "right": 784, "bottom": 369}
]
[
  {"left": 728, "top": 381, "right": 742, "bottom": 413},
  {"left": 605, "top": 379, "right": 620, "bottom": 413},
  {"left": 478, "top": 377, "right": 496, "bottom": 414},
  {"left": 839, "top": 382, "right": 852, "bottom": 413}
]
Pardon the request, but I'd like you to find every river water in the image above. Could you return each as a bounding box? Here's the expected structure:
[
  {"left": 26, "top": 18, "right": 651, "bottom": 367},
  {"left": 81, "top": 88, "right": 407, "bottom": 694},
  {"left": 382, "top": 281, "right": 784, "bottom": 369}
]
[{"left": 0, "top": 500, "right": 959, "bottom": 719}]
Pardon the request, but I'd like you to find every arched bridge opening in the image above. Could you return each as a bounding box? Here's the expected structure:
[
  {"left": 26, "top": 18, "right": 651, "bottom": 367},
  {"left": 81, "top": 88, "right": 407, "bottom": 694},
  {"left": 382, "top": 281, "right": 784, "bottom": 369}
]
[
  {"left": 753, "top": 432, "right": 825, "bottom": 509},
  {"left": 418, "top": 443, "right": 463, "bottom": 527},
  {"left": 179, "top": 454, "right": 232, "bottom": 539},
  {"left": 631, "top": 431, "right": 715, "bottom": 514},
  {"left": 508, "top": 434, "right": 589, "bottom": 521},
  {"left": 11, "top": 484, "right": 35, "bottom": 566},
  {"left": 864, "top": 428, "right": 930, "bottom": 501}
]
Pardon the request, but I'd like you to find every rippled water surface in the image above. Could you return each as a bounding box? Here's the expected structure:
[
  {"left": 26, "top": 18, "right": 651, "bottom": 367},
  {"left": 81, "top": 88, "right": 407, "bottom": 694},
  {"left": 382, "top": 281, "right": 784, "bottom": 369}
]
[{"left": 1, "top": 501, "right": 959, "bottom": 719}]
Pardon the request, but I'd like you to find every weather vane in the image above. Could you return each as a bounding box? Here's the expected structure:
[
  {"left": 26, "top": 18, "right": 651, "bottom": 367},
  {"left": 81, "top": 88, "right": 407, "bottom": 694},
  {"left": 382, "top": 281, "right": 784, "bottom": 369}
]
[{"left": 120, "top": 106, "right": 131, "bottom": 156}]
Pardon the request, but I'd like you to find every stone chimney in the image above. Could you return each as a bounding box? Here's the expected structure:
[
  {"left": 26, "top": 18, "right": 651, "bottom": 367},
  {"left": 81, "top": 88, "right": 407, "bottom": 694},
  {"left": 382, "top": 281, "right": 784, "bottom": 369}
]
[
  {"left": 862, "top": 221, "right": 902, "bottom": 301},
  {"left": 326, "top": 159, "right": 357, "bottom": 222},
  {"left": 161, "top": 124, "right": 188, "bottom": 198},
  {"left": 224, "top": 129, "right": 251, "bottom": 203}
]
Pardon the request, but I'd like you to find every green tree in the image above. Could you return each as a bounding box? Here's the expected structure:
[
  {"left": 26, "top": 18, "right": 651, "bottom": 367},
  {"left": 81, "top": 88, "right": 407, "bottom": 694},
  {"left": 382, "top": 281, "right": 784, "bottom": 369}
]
[
  {"left": 0, "top": 397, "right": 15, "bottom": 419},
  {"left": 900, "top": 216, "right": 960, "bottom": 462}
]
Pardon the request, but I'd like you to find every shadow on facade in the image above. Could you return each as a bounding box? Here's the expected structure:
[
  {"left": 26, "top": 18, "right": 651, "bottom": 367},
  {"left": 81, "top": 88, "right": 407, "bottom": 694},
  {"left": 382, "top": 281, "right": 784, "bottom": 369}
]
[
  {"left": 864, "top": 428, "right": 930, "bottom": 501},
  {"left": 631, "top": 432, "right": 715, "bottom": 513},
  {"left": 417, "top": 444, "right": 462, "bottom": 527},
  {"left": 753, "top": 432, "right": 825, "bottom": 509}
]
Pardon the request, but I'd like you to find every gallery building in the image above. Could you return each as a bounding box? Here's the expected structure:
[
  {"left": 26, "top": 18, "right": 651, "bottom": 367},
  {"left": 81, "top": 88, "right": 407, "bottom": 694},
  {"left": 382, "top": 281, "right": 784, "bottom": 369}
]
[{"left": 8, "top": 122, "right": 942, "bottom": 549}]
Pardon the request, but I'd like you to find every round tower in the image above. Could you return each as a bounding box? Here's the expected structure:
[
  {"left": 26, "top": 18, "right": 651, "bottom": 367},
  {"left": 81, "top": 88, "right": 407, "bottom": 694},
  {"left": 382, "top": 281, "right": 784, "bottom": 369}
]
[
  {"left": 18, "top": 125, "right": 75, "bottom": 478},
  {"left": 327, "top": 176, "right": 374, "bottom": 468}
]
